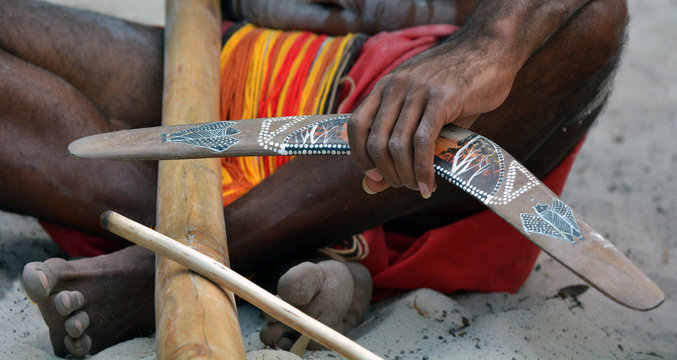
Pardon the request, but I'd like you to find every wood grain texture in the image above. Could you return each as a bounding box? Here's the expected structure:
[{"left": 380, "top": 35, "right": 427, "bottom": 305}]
[{"left": 155, "top": 1, "right": 246, "bottom": 359}]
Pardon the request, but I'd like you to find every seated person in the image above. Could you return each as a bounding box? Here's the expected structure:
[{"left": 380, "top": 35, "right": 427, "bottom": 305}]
[{"left": 0, "top": 0, "right": 627, "bottom": 357}]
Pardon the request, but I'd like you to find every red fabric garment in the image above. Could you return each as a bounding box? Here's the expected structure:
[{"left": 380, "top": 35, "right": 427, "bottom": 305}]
[{"left": 39, "top": 220, "right": 123, "bottom": 257}]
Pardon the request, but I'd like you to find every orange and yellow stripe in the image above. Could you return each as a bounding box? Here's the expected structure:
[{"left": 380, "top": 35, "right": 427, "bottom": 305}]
[{"left": 219, "top": 24, "right": 359, "bottom": 206}]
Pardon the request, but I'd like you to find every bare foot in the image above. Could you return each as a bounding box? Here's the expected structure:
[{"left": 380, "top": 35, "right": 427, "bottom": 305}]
[
  {"left": 22, "top": 246, "right": 155, "bottom": 358},
  {"left": 260, "top": 259, "right": 372, "bottom": 350}
]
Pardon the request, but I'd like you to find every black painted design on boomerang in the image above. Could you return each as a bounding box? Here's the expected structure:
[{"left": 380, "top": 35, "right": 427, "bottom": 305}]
[
  {"left": 434, "top": 132, "right": 539, "bottom": 205},
  {"left": 520, "top": 198, "right": 584, "bottom": 243},
  {"left": 434, "top": 134, "right": 505, "bottom": 203},
  {"left": 282, "top": 115, "right": 351, "bottom": 155},
  {"left": 161, "top": 121, "right": 241, "bottom": 152},
  {"left": 258, "top": 114, "right": 351, "bottom": 155}
]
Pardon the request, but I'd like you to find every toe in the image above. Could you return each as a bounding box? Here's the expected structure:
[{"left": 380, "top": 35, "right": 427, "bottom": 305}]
[
  {"left": 276, "top": 336, "right": 295, "bottom": 350},
  {"left": 277, "top": 262, "right": 324, "bottom": 306},
  {"left": 22, "top": 262, "right": 58, "bottom": 303},
  {"left": 260, "top": 321, "right": 297, "bottom": 349},
  {"left": 54, "top": 291, "right": 85, "bottom": 316},
  {"left": 64, "top": 334, "right": 92, "bottom": 358},
  {"left": 310, "top": 260, "right": 354, "bottom": 325},
  {"left": 65, "top": 311, "right": 90, "bottom": 338}
]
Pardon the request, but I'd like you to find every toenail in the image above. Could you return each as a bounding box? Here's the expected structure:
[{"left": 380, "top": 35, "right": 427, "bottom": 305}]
[
  {"left": 55, "top": 295, "right": 70, "bottom": 315},
  {"left": 65, "top": 311, "right": 90, "bottom": 338},
  {"left": 55, "top": 291, "right": 84, "bottom": 316},
  {"left": 62, "top": 293, "right": 71, "bottom": 308},
  {"left": 65, "top": 334, "right": 92, "bottom": 358},
  {"left": 36, "top": 270, "right": 49, "bottom": 296}
]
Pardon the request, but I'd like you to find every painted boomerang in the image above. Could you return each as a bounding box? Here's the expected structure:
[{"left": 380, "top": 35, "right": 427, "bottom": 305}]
[{"left": 69, "top": 114, "right": 664, "bottom": 311}]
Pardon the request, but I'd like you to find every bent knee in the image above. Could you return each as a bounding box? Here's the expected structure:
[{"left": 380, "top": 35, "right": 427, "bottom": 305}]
[{"left": 575, "top": 0, "right": 628, "bottom": 66}]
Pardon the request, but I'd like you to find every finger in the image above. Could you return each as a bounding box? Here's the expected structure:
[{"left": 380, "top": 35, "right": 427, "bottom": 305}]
[
  {"left": 389, "top": 92, "right": 427, "bottom": 190},
  {"left": 260, "top": 321, "right": 297, "bottom": 350},
  {"left": 348, "top": 84, "right": 382, "bottom": 180},
  {"left": 362, "top": 176, "right": 390, "bottom": 195},
  {"left": 366, "top": 79, "right": 407, "bottom": 187},
  {"left": 414, "top": 103, "right": 461, "bottom": 199}
]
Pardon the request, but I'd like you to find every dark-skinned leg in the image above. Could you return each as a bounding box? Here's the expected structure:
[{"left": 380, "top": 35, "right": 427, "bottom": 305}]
[
  {"left": 0, "top": 0, "right": 164, "bottom": 232},
  {"left": 17, "top": 0, "right": 628, "bottom": 357},
  {"left": 0, "top": 0, "right": 164, "bottom": 128},
  {"left": 0, "top": 0, "right": 162, "bottom": 357},
  {"left": 0, "top": 38, "right": 162, "bottom": 359},
  {"left": 0, "top": 48, "right": 157, "bottom": 236}
]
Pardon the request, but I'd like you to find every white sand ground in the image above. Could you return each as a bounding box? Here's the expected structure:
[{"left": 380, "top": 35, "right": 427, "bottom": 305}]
[{"left": 0, "top": 0, "right": 675, "bottom": 359}]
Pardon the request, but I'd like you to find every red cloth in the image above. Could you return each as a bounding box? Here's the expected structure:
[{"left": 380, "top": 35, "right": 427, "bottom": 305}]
[{"left": 39, "top": 220, "right": 123, "bottom": 257}]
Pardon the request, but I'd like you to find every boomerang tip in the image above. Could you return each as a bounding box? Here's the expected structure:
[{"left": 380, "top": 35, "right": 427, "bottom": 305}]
[
  {"left": 68, "top": 136, "right": 94, "bottom": 158},
  {"left": 573, "top": 261, "right": 665, "bottom": 311},
  {"left": 625, "top": 286, "right": 665, "bottom": 311},
  {"left": 69, "top": 133, "right": 124, "bottom": 159}
]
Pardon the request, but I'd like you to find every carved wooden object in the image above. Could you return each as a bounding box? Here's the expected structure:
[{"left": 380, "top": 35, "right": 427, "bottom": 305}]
[{"left": 155, "top": 1, "right": 246, "bottom": 358}]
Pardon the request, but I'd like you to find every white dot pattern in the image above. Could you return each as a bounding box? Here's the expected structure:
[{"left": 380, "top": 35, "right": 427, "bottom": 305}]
[{"left": 258, "top": 115, "right": 351, "bottom": 155}]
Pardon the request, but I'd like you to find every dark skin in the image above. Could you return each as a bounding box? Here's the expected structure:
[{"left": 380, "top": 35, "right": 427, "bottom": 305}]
[{"left": 0, "top": 0, "right": 628, "bottom": 357}]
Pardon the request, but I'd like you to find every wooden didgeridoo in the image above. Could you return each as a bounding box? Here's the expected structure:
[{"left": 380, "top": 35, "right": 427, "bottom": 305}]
[{"left": 156, "top": 1, "right": 246, "bottom": 358}]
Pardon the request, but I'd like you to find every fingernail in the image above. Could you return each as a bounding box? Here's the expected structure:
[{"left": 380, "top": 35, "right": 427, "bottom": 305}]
[
  {"left": 419, "top": 182, "right": 431, "bottom": 199},
  {"left": 365, "top": 168, "right": 383, "bottom": 182},
  {"left": 362, "top": 177, "right": 377, "bottom": 195}
]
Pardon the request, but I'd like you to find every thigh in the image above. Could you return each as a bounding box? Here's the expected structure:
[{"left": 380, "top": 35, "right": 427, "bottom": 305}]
[
  {"left": 0, "top": 48, "right": 157, "bottom": 238},
  {"left": 0, "top": 0, "right": 164, "bottom": 128}
]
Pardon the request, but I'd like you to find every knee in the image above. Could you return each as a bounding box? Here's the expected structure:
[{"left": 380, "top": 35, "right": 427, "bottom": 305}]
[{"left": 576, "top": 0, "right": 629, "bottom": 66}]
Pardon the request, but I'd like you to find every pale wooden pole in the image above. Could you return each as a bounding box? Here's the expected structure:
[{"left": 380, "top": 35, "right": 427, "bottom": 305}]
[{"left": 155, "top": 0, "right": 246, "bottom": 358}]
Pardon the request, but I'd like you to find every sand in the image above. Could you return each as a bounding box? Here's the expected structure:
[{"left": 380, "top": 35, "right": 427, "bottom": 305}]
[{"left": 0, "top": 0, "right": 675, "bottom": 359}]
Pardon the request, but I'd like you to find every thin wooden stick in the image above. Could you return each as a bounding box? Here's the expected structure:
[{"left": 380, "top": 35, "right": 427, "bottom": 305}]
[
  {"left": 156, "top": 0, "right": 246, "bottom": 358},
  {"left": 290, "top": 335, "right": 312, "bottom": 357},
  {"left": 101, "top": 211, "right": 383, "bottom": 360}
]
